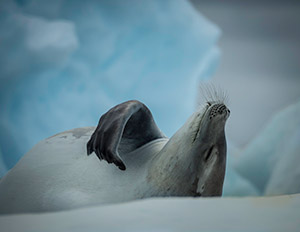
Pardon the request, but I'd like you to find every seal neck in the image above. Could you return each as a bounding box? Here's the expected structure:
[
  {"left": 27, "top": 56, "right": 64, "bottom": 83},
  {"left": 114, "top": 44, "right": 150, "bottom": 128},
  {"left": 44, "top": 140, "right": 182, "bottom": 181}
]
[
  {"left": 148, "top": 105, "right": 228, "bottom": 197},
  {"left": 148, "top": 112, "right": 205, "bottom": 196}
]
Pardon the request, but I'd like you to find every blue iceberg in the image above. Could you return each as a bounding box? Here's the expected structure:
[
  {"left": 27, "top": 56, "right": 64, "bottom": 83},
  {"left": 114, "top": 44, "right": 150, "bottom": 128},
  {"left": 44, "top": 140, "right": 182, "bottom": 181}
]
[
  {"left": 235, "top": 100, "right": 300, "bottom": 195},
  {"left": 0, "top": 0, "right": 220, "bottom": 174},
  {"left": 223, "top": 142, "right": 259, "bottom": 196}
]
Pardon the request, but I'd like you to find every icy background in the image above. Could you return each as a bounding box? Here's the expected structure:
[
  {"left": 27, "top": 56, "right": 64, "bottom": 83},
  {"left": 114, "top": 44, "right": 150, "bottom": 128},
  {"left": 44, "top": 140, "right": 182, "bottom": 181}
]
[
  {"left": 0, "top": 0, "right": 220, "bottom": 170},
  {"left": 223, "top": 100, "right": 300, "bottom": 196},
  {"left": 195, "top": 0, "right": 300, "bottom": 197},
  {"left": 1, "top": 0, "right": 300, "bottom": 199},
  {"left": 193, "top": 0, "right": 300, "bottom": 147}
]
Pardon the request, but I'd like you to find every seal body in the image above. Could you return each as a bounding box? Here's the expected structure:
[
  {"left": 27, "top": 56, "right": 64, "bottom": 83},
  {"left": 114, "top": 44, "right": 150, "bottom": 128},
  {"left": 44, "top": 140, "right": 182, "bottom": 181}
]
[
  {"left": 0, "top": 128, "right": 169, "bottom": 213},
  {"left": 0, "top": 100, "right": 230, "bottom": 214}
]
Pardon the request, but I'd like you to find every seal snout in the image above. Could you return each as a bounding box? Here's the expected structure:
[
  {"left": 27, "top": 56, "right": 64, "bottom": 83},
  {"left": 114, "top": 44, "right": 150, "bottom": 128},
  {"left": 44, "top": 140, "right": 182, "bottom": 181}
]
[{"left": 209, "top": 103, "right": 230, "bottom": 120}]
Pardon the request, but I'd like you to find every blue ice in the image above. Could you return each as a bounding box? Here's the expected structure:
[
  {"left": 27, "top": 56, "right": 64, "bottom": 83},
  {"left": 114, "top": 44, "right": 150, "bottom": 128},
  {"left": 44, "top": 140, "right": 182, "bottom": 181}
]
[
  {"left": 235, "top": 100, "right": 300, "bottom": 195},
  {"left": 0, "top": 0, "right": 220, "bottom": 174}
]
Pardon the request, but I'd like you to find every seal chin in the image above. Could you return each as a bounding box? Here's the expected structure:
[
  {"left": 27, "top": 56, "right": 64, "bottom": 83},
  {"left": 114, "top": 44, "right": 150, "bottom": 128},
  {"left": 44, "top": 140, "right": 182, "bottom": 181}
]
[{"left": 188, "top": 102, "right": 229, "bottom": 197}]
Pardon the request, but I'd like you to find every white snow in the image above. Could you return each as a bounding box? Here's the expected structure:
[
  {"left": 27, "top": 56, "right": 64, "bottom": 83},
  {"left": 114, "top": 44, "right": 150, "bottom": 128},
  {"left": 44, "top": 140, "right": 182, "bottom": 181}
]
[{"left": 0, "top": 194, "right": 299, "bottom": 232}]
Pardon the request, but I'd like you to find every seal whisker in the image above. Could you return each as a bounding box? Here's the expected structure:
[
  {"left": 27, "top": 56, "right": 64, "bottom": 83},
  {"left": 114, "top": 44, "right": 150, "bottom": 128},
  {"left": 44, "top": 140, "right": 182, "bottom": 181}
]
[{"left": 198, "top": 82, "right": 229, "bottom": 107}]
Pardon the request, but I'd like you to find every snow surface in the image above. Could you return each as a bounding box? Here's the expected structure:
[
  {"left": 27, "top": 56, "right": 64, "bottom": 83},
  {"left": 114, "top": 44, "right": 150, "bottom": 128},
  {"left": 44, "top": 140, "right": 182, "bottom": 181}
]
[
  {"left": 0, "top": 194, "right": 299, "bottom": 232},
  {"left": 0, "top": 0, "right": 220, "bottom": 171}
]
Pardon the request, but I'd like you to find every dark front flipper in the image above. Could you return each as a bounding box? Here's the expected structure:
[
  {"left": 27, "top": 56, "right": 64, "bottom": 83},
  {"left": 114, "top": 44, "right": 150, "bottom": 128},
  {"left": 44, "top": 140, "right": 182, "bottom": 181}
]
[{"left": 87, "top": 100, "right": 166, "bottom": 170}]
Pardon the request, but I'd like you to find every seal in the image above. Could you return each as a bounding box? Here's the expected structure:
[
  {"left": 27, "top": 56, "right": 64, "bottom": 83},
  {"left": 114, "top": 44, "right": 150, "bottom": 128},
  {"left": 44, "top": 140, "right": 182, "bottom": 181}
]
[{"left": 0, "top": 99, "right": 230, "bottom": 214}]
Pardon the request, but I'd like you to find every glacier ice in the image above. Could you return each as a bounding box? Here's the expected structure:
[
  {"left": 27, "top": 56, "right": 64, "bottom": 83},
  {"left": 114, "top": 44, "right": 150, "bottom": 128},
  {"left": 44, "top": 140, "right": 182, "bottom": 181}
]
[
  {"left": 0, "top": 148, "right": 7, "bottom": 178},
  {"left": 0, "top": 0, "right": 220, "bottom": 173},
  {"left": 223, "top": 100, "right": 300, "bottom": 196},
  {"left": 223, "top": 142, "right": 259, "bottom": 196},
  {"left": 235, "top": 100, "right": 300, "bottom": 195},
  {"left": 265, "top": 128, "right": 300, "bottom": 195}
]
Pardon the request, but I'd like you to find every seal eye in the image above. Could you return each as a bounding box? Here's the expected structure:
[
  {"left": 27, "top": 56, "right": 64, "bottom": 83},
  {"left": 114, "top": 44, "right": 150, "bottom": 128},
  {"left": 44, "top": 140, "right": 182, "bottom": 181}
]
[{"left": 207, "top": 102, "right": 212, "bottom": 107}]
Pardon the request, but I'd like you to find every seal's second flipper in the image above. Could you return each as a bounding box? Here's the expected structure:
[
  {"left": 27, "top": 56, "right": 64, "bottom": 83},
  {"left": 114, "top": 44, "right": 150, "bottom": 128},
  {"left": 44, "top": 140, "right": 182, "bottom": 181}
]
[{"left": 87, "top": 100, "right": 166, "bottom": 170}]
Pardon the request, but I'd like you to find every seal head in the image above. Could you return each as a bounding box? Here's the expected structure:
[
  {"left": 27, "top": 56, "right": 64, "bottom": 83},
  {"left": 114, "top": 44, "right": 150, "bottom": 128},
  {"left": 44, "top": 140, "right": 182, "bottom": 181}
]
[
  {"left": 148, "top": 101, "right": 230, "bottom": 197},
  {"left": 192, "top": 102, "right": 230, "bottom": 196}
]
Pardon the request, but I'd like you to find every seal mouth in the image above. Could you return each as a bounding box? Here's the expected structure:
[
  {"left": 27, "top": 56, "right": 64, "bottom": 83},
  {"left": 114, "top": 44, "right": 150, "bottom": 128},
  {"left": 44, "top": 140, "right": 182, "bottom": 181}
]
[
  {"left": 204, "top": 146, "right": 214, "bottom": 162},
  {"left": 192, "top": 105, "right": 210, "bottom": 143}
]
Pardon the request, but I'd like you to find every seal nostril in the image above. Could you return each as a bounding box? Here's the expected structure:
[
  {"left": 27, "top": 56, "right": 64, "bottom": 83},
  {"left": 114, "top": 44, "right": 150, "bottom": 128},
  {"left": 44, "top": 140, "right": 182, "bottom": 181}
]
[{"left": 212, "top": 104, "right": 228, "bottom": 115}]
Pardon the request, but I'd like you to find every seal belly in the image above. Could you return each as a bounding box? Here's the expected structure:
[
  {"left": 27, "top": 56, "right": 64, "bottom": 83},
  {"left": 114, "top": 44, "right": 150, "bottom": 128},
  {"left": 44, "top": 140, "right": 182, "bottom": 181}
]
[{"left": 0, "top": 128, "right": 168, "bottom": 213}]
